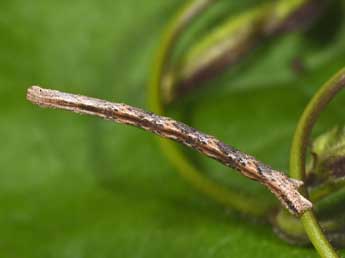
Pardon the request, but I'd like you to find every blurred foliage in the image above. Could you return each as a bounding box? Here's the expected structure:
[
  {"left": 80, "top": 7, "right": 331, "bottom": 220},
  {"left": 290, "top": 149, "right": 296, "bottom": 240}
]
[{"left": 1, "top": 0, "right": 345, "bottom": 257}]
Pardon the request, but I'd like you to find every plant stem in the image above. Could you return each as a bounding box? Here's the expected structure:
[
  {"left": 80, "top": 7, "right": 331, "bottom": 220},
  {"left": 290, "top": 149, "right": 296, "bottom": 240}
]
[
  {"left": 167, "top": 0, "right": 324, "bottom": 102},
  {"left": 301, "top": 212, "right": 340, "bottom": 258},
  {"left": 149, "top": 0, "right": 215, "bottom": 114},
  {"left": 290, "top": 67, "right": 345, "bottom": 257},
  {"left": 148, "top": 0, "right": 273, "bottom": 217}
]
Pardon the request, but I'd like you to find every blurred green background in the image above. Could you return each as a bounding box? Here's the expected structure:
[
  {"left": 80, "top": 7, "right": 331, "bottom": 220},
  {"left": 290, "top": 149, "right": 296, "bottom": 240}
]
[{"left": 1, "top": 0, "right": 345, "bottom": 257}]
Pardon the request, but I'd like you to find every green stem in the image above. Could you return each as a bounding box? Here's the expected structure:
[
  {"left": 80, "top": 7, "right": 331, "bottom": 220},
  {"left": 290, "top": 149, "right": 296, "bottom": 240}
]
[
  {"left": 148, "top": 0, "right": 273, "bottom": 217},
  {"left": 290, "top": 67, "right": 345, "bottom": 258},
  {"left": 301, "top": 212, "right": 340, "bottom": 258},
  {"left": 149, "top": 0, "right": 215, "bottom": 114},
  {"left": 167, "top": 0, "right": 323, "bottom": 102}
]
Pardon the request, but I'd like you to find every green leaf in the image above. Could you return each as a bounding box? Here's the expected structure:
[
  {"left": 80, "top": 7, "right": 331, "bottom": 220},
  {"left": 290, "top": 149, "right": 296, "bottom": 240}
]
[{"left": 1, "top": 0, "right": 345, "bottom": 257}]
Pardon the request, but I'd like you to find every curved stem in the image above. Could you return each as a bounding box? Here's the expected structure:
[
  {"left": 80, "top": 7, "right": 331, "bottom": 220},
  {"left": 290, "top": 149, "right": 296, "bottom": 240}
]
[
  {"left": 149, "top": 0, "right": 215, "bottom": 114},
  {"left": 149, "top": 0, "right": 273, "bottom": 217},
  {"left": 167, "top": 0, "right": 324, "bottom": 102},
  {"left": 290, "top": 67, "right": 345, "bottom": 258}
]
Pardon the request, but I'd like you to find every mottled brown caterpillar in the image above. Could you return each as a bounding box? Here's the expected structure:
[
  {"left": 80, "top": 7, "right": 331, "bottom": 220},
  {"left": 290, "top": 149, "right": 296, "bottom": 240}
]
[{"left": 26, "top": 86, "right": 312, "bottom": 216}]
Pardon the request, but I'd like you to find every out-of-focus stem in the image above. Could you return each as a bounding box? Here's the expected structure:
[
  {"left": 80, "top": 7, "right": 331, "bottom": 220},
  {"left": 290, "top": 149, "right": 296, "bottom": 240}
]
[
  {"left": 149, "top": 0, "right": 275, "bottom": 217},
  {"left": 150, "top": 0, "right": 215, "bottom": 113},
  {"left": 274, "top": 209, "right": 345, "bottom": 247},
  {"left": 165, "top": 0, "right": 325, "bottom": 103}
]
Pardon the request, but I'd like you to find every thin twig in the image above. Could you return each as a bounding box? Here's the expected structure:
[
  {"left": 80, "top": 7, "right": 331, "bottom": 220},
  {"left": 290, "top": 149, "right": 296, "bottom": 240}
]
[{"left": 27, "top": 86, "right": 312, "bottom": 216}]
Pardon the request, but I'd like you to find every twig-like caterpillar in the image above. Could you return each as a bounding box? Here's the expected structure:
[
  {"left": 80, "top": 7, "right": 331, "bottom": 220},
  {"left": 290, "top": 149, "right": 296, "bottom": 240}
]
[{"left": 27, "top": 86, "right": 312, "bottom": 216}]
